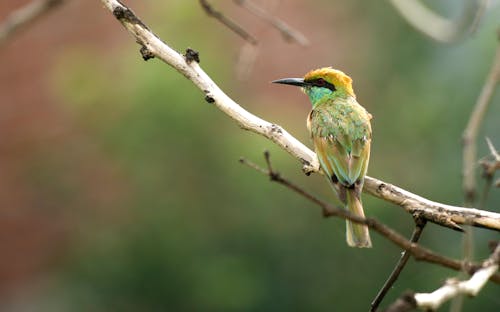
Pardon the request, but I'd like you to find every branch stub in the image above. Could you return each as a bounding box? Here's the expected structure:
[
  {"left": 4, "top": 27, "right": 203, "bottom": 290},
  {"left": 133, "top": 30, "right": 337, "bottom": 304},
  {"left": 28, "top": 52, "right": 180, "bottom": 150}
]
[
  {"left": 112, "top": 5, "right": 146, "bottom": 28},
  {"left": 140, "top": 45, "right": 154, "bottom": 61},
  {"left": 204, "top": 95, "right": 215, "bottom": 103},
  {"left": 185, "top": 48, "right": 200, "bottom": 63}
]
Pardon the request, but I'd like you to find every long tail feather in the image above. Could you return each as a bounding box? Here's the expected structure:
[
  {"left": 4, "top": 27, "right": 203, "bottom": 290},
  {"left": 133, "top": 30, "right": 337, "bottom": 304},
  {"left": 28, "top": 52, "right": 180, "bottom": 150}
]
[{"left": 346, "top": 188, "right": 372, "bottom": 248}]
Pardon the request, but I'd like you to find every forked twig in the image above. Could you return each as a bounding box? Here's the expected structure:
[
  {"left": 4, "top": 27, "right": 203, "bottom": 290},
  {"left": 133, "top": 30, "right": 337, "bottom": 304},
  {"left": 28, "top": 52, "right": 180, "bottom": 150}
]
[
  {"left": 476, "top": 138, "right": 500, "bottom": 213},
  {"left": 95, "top": 1, "right": 500, "bottom": 308},
  {"left": 198, "top": 0, "right": 258, "bottom": 45},
  {"left": 462, "top": 34, "right": 500, "bottom": 205},
  {"left": 389, "top": 0, "right": 488, "bottom": 43},
  {"left": 99, "top": 0, "right": 500, "bottom": 233},
  {"left": 480, "top": 138, "right": 500, "bottom": 179},
  {"left": 370, "top": 220, "right": 426, "bottom": 311},
  {"left": 101, "top": 0, "right": 500, "bottom": 258},
  {"left": 239, "top": 152, "right": 500, "bottom": 284},
  {"left": 386, "top": 243, "right": 500, "bottom": 311},
  {"left": 233, "top": 0, "right": 309, "bottom": 46}
]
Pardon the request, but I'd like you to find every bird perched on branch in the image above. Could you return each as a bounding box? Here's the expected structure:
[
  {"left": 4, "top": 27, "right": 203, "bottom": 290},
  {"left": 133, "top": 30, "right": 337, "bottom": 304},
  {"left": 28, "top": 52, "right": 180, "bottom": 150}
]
[{"left": 273, "top": 67, "right": 373, "bottom": 248}]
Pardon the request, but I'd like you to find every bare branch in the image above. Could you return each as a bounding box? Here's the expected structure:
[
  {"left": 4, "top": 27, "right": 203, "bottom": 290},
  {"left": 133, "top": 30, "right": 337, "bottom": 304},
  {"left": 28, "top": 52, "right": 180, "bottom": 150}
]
[
  {"left": 0, "top": 0, "right": 64, "bottom": 45},
  {"left": 103, "top": 0, "right": 318, "bottom": 172},
  {"left": 389, "top": 0, "right": 488, "bottom": 43},
  {"left": 462, "top": 34, "right": 500, "bottom": 205},
  {"left": 386, "top": 243, "right": 499, "bottom": 311},
  {"left": 239, "top": 154, "right": 500, "bottom": 284},
  {"left": 370, "top": 221, "right": 426, "bottom": 311},
  {"left": 198, "top": 0, "right": 258, "bottom": 45},
  {"left": 364, "top": 177, "right": 500, "bottom": 231},
  {"left": 99, "top": 0, "right": 500, "bottom": 233},
  {"left": 387, "top": 243, "right": 500, "bottom": 311},
  {"left": 458, "top": 34, "right": 500, "bottom": 310},
  {"left": 233, "top": 0, "right": 309, "bottom": 46}
]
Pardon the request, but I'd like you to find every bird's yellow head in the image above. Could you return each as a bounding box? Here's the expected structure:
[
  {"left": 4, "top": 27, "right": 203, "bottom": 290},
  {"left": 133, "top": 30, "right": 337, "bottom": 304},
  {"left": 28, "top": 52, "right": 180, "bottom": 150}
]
[
  {"left": 273, "top": 67, "right": 356, "bottom": 106},
  {"left": 303, "top": 67, "right": 355, "bottom": 98}
]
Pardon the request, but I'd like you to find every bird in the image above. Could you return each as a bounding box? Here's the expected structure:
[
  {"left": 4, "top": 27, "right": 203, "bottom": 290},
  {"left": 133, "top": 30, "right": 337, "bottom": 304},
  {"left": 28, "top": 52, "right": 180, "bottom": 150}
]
[{"left": 273, "top": 67, "right": 373, "bottom": 248}]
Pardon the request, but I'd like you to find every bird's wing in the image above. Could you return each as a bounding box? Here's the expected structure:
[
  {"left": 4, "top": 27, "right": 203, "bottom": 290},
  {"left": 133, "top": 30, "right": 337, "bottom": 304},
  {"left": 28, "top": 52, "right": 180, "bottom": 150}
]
[{"left": 310, "top": 105, "right": 371, "bottom": 187}]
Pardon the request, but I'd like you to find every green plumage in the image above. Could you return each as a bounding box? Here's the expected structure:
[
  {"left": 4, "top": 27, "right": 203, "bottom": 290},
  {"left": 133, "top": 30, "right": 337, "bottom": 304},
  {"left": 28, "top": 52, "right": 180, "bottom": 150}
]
[
  {"left": 273, "top": 67, "right": 373, "bottom": 248},
  {"left": 308, "top": 96, "right": 371, "bottom": 187},
  {"left": 308, "top": 95, "right": 372, "bottom": 248}
]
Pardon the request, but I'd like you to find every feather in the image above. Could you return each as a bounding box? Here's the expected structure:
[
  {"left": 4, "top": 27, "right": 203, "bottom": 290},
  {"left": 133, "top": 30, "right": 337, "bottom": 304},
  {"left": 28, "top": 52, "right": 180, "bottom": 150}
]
[{"left": 308, "top": 95, "right": 372, "bottom": 248}]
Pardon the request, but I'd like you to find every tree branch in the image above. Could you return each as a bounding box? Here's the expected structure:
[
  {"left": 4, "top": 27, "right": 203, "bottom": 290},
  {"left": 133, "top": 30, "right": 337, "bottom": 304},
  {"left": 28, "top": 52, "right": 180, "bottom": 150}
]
[
  {"left": 0, "top": 0, "right": 64, "bottom": 46},
  {"left": 233, "top": 0, "right": 309, "bottom": 46},
  {"left": 198, "top": 0, "right": 258, "bottom": 45},
  {"left": 364, "top": 177, "right": 500, "bottom": 231},
  {"left": 389, "top": 0, "right": 488, "bottom": 43},
  {"left": 370, "top": 220, "right": 426, "bottom": 311},
  {"left": 462, "top": 31, "right": 500, "bottom": 205},
  {"left": 99, "top": 0, "right": 500, "bottom": 232},
  {"left": 239, "top": 153, "right": 500, "bottom": 284},
  {"left": 387, "top": 243, "right": 500, "bottom": 311}
]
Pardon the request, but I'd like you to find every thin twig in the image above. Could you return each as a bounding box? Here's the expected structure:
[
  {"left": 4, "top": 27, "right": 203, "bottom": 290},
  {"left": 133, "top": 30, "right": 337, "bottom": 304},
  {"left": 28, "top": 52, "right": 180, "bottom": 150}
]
[
  {"left": 198, "top": 0, "right": 258, "bottom": 45},
  {"left": 477, "top": 138, "right": 500, "bottom": 219},
  {"left": 387, "top": 243, "right": 500, "bottom": 312},
  {"left": 239, "top": 154, "right": 500, "bottom": 284},
  {"left": 462, "top": 34, "right": 500, "bottom": 205},
  {"left": 456, "top": 35, "right": 500, "bottom": 311},
  {"left": 485, "top": 137, "right": 500, "bottom": 161},
  {"left": 233, "top": 0, "right": 309, "bottom": 46},
  {"left": 389, "top": 0, "right": 488, "bottom": 43},
  {"left": 0, "top": 0, "right": 64, "bottom": 45},
  {"left": 480, "top": 138, "right": 500, "bottom": 178},
  {"left": 480, "top": 138, "right": 500, "bottom": 190},
  {"left": 370, "top": 220, "right": 427, "bottom": 312},
  {"left": 99, "top": 0, "right": 500, "bottom": 233}
]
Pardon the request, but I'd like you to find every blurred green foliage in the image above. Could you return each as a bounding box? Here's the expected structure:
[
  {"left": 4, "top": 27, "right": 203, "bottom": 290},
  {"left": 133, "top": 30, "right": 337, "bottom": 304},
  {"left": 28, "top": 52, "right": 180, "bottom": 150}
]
[{"left": 39, "top": 0, "right": 500, "bottom": 311}]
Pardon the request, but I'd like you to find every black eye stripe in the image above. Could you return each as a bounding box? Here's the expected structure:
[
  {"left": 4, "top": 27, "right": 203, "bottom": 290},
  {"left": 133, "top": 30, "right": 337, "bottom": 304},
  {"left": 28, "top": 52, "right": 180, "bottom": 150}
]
[{"left": 307, "top": 78, "right": 336, "bottom": 91}]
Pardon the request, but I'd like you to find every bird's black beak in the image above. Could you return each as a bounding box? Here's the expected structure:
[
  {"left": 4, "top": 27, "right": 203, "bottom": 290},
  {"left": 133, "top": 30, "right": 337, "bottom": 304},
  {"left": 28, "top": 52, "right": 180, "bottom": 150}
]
[{"left": 272, "top": 78, "right": 307, "bottom": 87}]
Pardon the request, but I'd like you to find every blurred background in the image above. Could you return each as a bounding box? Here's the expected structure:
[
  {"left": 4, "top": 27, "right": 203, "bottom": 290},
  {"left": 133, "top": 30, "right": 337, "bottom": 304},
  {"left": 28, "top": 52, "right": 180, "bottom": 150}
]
[{"left": 0, "top": 0, "right": 499, "bottom": 311}]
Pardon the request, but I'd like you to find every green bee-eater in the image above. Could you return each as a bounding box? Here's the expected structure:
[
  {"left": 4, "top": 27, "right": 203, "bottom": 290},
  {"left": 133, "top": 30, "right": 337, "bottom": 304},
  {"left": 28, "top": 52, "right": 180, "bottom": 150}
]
[{"left": 273, "top": 67, "right": 372, "bottom": 248}]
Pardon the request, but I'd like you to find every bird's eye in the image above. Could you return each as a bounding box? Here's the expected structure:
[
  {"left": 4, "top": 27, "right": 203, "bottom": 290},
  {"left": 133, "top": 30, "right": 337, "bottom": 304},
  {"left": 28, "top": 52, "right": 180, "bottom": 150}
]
[
  {"left": 316, "top": 78, "right": 326, "bottom": 86},
  {"left": 307, "top": 78, "right": 336, "bottom": 91}
]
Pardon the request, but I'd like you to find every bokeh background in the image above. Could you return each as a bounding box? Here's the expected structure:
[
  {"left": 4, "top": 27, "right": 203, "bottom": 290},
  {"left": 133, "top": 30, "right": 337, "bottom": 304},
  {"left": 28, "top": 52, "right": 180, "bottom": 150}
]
[{"left": 1, "top": 0, "right": 499, "bottom": 311}]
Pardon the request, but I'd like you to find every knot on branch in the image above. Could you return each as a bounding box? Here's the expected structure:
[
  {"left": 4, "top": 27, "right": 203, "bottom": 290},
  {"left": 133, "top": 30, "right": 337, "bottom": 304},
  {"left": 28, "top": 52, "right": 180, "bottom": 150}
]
[
  {"left": 205, "top": 95, "right": 215, "bottom": 103},
  {"left": 112, "top": 4, "right": 147, "bottom": 28},
  {"left": 479, "top": 138, "right": 500, "bottom": 179},
  {"left": 270, "top": 124, "right": 283, "bottom": 135},
  {"left": 462, "top": 260, "right": 476, "bottom": 275},
  {"left": 185, "top": 48, "right": 200, "bottom": 63},
  {"left": 269, "top": 170, "right": 280, "bottom": 181},
  {"left": 203, "top": 90, "right": 215, "bottom": 104},
  {"left": 413, "top": 215, "right": 427, "bottom": 228},
  {"left": 140, "top": 45, "right": 154, "bottom": 61},
  {"left": 377, "top": 182, "right": 386, "bottom": 192},
  {"left": 301, "top": 160, "right": 314, "bottom": 176}
]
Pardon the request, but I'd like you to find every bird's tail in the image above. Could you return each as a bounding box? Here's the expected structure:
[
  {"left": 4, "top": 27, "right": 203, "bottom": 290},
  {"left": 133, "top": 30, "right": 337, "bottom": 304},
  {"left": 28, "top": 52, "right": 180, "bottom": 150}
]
[{"left": 345, "top": 188, "right": 372, "bottom": 248}]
